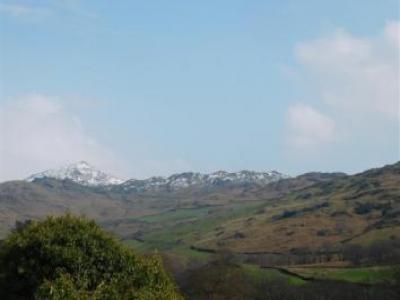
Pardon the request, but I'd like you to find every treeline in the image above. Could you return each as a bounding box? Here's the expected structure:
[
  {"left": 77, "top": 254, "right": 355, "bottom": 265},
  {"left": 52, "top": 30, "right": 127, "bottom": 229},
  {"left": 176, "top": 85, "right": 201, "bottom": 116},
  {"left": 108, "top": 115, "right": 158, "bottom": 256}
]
[
  {"left": 244, "top": 236, "right": 400, "bottom": 266},
  {"left": 341, "top": 238, "right": 400, "bottom": 266}
]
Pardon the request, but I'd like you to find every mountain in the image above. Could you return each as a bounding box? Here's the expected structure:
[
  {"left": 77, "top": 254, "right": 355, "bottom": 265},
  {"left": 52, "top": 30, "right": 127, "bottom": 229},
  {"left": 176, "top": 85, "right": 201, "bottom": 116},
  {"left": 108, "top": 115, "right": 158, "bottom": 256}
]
[
  {"left": 25, "top": 161, "right": 288, "bottom": 192},
  {"left": 1, "top": 162, "right": 398, "bottom": 256},
  {"left": 26, "top": 161, "right": 124, "bottom": 186},
  {"left": 120, "top": 170, "right": 288, "bottom": 192}
]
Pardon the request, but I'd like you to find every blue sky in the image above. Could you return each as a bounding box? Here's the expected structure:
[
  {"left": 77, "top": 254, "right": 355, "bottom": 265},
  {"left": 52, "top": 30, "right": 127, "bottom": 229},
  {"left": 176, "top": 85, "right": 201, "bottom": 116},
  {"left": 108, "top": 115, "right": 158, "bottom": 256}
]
[{"left": 0, "top": 0, "right": 399, "bottom": 180}]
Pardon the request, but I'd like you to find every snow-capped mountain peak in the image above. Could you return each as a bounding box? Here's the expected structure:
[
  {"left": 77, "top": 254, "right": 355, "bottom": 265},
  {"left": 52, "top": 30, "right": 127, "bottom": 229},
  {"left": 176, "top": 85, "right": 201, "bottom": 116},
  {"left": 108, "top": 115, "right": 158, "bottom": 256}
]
[{"left": 26, "top": 161, "right": 124, "bottom": 186}]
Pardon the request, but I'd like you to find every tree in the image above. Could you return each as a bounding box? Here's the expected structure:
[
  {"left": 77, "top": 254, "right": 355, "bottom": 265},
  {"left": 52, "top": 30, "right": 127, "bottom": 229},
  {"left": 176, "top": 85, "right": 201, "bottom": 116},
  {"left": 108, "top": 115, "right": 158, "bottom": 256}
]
[
  {"left": 0, "top": 214, "right": 182, "bottom": 300},
  {"left": 343, "top": 244, "right": 364, "bottom": 266},
  {"left": 180, "top": 252, "right": 253, "bottom": 300}
]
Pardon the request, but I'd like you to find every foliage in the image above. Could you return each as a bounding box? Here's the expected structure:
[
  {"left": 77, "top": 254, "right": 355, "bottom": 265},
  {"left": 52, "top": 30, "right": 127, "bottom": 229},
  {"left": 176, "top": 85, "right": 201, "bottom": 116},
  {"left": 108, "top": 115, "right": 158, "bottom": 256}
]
[{"left": 0, "top": 215, "right": 182, "bottom": 300}]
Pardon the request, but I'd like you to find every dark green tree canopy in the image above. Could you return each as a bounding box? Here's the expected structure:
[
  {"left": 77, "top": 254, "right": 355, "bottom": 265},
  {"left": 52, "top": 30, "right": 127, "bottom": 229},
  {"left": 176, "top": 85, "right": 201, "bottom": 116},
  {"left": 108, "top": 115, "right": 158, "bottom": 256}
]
[{"left": 0, "top": 214, "right": 182, "bottom": 300}]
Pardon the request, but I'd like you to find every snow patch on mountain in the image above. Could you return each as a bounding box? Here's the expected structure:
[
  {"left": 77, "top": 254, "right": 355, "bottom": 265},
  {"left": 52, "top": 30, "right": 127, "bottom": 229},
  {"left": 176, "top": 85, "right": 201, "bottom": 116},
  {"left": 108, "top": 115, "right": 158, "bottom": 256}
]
[
  {"left": 26, "top": 161, "right": 124, "bottom": 186},
  {"left": 121, "top": 170, "right": 289, "bottom": 192},
  {"left": 26, "top": 161, "right": 289, "bottom": 191}
]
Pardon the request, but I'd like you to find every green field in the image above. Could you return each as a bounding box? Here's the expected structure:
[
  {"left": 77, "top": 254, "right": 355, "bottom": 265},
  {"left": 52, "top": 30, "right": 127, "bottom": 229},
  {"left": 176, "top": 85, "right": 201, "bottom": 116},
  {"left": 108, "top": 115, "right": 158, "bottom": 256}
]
[
  {"left": 287, "top": 265, "right": 399, "bottom": 285},
  {"left": 134, "top": 206, "right": 213, "bottom": 223},
  {"left": 124, "top": 201, "right": 266, "bottom": 253},
  {"left": 243, "top": 264, "right": 306, "bottom": 286}
]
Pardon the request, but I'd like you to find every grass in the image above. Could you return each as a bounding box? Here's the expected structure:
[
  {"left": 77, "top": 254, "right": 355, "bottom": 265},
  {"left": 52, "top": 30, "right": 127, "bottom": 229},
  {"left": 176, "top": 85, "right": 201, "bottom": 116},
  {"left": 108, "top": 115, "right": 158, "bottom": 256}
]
[
  {"left": 122, "top": 201, "right": 267, "bottom": 255},
  {"left": 123, "top": 201, "right": 276, "bottom": 274},
  {"left": 134, "top": 206, "right": 212, "bottom": 223},
  {"left": 242, "top": 264, "right": 306, "bottom": 286},
  {"left": 326, "top": 266, "right": 397, "bottom": 284},
  {"left": 287, "top": 265, "right": 398, "bottom": 285},
  {"left": 127, "top": 239, "right": 211, "bottom": 260},
  {"left": 126, "top": 201, "right": 267, "bottom": 251},
  {"left": 349, "top": 227, "right": 400, "bottom": 246}
]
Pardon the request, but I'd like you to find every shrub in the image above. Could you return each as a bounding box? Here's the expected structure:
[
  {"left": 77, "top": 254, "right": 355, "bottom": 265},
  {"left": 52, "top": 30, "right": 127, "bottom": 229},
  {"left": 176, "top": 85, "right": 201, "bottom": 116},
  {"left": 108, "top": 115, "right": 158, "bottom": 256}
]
[
  {"left": 354, "top": 203, "right": 376, "bottom": 215},
  {"left": 0, "top": 214, "right": 182, "bottom": 300}
]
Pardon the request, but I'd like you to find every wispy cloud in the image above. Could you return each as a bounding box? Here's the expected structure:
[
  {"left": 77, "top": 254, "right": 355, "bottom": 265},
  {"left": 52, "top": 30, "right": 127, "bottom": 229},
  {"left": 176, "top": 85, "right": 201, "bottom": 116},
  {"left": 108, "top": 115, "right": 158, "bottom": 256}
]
[
  {"left": 0, "top": 1, "right": 98, "bottom": 20},
  {"left": 0, "top": 3, "right": 51, "bottom": 18},
  {"left": 295, "top": 21, "right": 399, "bottom": 120}
]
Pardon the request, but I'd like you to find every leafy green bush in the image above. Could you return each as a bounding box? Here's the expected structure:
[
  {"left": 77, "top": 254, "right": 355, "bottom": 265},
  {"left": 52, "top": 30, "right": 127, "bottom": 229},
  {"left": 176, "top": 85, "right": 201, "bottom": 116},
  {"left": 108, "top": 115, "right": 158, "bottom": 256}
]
[{"left": 0, "top": 214, "right": 182, "bottom": 300}]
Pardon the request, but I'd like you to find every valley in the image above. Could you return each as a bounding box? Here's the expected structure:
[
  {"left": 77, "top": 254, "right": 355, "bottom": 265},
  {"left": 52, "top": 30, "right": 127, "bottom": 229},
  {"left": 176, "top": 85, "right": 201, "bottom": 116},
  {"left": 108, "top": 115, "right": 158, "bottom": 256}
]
[{"left": 1, "top": 161, "right": 399, "bottom": 297}]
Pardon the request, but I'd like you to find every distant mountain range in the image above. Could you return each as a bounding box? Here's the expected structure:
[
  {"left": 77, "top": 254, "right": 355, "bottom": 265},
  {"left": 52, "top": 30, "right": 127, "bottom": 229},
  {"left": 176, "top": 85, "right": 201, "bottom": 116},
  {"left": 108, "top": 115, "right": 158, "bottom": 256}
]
[
  {"left": 26, "top": 161, "right": 289, "bottom": 191},
  {"left": 1, "top": 161, "right": 398, "bottom": 255}
]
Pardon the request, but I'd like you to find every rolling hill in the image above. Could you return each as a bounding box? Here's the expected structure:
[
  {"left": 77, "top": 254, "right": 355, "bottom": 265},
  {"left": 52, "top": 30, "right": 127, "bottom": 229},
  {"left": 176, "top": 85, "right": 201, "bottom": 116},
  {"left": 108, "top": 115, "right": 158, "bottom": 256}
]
[{"left": 0, "top": 162, "right": 399, "bottom": 259}]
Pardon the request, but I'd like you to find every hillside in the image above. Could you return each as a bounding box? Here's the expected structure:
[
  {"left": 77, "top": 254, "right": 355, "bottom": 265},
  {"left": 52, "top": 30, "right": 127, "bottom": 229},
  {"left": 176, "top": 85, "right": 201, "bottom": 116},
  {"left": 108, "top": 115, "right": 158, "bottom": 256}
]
[
  {"left": 111, "top": 162, "right": 400, "bottom": 258},
  {"left": 193, "top": 162, "right": 400, "bottom": 253},
  {"left": 0, "top": 162, "right": 399, "bottom": 258}
]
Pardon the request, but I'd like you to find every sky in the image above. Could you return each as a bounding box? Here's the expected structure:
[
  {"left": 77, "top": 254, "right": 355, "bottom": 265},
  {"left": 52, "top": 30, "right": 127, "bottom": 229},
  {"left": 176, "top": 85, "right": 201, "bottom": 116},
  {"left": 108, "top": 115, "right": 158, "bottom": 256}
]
[{"left": 0, "top": 0, "right": 399, "bottom": 181}]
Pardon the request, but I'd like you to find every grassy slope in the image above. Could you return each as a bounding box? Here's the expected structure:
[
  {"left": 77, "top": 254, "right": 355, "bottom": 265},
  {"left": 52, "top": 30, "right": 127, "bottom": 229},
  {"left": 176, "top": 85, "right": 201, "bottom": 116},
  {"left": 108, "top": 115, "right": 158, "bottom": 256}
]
[
  {"left": 193, "top": 162, "right": 400, "bottom": 253},
  {"left": 123, "top": 201, "right": 267, "bottom": 253}
]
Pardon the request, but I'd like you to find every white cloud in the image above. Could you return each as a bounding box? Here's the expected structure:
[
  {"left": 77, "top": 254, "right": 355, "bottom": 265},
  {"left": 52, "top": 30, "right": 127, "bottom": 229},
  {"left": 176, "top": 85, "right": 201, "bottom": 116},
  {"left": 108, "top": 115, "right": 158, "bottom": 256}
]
[
  {"left": 286, "top": 21, "right": 399, "bottom": 154},
  {"left": 295, "top": 21, "right": 399, "bottom": 120},
  {"left": 286, "top": 104, "right": 336, "bottom": 150},
  {"left": 385, "top": 20, "right": 400, "bottom": 46},
  {"left": 0, "top": 94, "right": 119, "bottom": 181}
]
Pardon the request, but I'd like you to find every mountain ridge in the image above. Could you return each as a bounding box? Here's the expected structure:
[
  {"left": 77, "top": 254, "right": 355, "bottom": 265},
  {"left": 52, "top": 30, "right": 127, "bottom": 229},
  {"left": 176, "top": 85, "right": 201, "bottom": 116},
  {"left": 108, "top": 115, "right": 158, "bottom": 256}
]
[
  {"left": 0, "top": 161, "right": 398, "bottom": 251},
  {"left": 25, "top": 161, "right": 289, "bottom": 191},
  {"left": 120, "top": 170, "right": 289, "bottom": 192}
]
